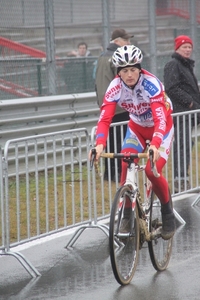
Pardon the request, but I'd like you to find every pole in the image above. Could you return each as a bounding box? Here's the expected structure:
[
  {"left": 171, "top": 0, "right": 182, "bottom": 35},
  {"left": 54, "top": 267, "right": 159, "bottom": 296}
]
[
  {"left": 44, "top": 0, "right": 56, "bottom": 95},
  {"left": 102, "top": 0, "right": 111, "bottom": 51},
  {"left": 148, "top": 0, "right": 157, "bottom": 75}
]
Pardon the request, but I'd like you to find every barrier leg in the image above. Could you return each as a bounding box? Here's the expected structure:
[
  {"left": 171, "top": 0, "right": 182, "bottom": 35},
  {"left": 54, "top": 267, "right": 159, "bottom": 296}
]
[
  {"left": 1, "top": 250, "right": 41, "bottom": 278},
  {"left": 65, "top": 222, "right": 109, "bottom": 248},
  {"left": 173, "top": 208, "right": 186, "bottom": 225},
  {"left": 65, "top": 161, "right": 109, "bottom": 249},
  {"left": 191, "top": 194, "right": 200, "bottom": 207}
]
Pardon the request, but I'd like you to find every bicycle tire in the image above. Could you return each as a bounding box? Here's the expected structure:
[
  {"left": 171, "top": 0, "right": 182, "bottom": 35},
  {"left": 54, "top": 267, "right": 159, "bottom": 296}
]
[
  {"left": 109, "top": 185, "right": 140, "bottom": 285},
  {"left": 148, "top": 191, "right": 173, "bottom": 271}
]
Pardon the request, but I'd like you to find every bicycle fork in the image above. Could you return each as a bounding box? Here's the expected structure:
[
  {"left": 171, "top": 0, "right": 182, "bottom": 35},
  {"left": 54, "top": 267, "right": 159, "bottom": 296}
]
[{"left": 113, "top": 188, "right": 137, "bottom": 246}]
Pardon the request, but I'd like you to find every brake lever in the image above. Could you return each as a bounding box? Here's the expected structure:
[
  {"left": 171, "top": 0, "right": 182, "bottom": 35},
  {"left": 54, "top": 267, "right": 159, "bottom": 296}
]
[
  {"left": 90, "top": 148, "right": 102, "bottom": 176},
  {"left": 149, "top": 149, "right": 160, "bottom": 178},
  {"left": 90, "top": 148, "right": 96, "bottom": 171},
  {"left": 149, "top": 149, "right": 154, "bottom": 170}
]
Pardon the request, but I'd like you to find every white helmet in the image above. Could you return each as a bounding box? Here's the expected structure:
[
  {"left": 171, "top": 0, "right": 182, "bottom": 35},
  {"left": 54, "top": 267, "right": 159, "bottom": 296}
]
[{"left": 112, "top": 45, "right": 143, "bottom": 68}]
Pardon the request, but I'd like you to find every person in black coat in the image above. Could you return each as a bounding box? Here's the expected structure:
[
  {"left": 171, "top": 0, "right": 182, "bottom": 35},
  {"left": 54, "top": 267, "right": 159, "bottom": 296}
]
[{"left": 164, "top": 35, "right": 200, "bottom": 192}]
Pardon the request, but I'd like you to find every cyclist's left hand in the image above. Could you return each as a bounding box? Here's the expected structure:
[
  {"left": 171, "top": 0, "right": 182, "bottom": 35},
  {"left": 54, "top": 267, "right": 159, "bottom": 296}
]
[{"left": 148, "top": 145, "right": 160, "bottom": 162}]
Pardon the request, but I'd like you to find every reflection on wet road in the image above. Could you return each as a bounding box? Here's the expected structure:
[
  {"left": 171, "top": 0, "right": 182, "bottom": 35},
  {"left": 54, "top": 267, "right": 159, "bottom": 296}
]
[{"left": 1, "top": 195, "right": 200, "bottom": 299}]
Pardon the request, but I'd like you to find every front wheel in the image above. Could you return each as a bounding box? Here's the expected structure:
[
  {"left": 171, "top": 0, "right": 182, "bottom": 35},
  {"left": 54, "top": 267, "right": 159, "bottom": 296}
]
[
  {"left": 148, "top": 192, "right": 173, "bottom": 271},
  {"left": 109, "top": 185, "right": 140, "bottom": 285}
]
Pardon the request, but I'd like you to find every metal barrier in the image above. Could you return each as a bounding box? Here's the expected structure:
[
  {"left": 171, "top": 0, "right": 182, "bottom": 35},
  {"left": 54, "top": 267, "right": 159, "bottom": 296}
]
[
  {"left": 0, "top": 148, "right": 5, "bottom": 252},
  {"left": 0, "top": 92, "right": 99, "bottom": 148},
  {"left": 0, "top": 128, "right": 91, "bottom": 277},
  {"left": 89, "top": 110, "right": 200, "bottom": 196},
  {"left": 1, "top": 110, "right": 200, "bottom": 277}
]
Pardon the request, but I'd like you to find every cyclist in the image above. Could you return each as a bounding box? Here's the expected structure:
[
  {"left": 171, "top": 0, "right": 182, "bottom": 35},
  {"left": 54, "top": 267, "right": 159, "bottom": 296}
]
[{"left": 89, "top": 45, "right": 176, "bottom": 240}]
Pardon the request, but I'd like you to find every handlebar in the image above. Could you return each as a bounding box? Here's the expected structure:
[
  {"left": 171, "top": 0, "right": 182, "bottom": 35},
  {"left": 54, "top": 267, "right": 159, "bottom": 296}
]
[
  {"left": 90, "top": 148, "right": 160, "bottom": 178},
  {"left": 100, "top": 152, "right": 148, "bottom": 159}
]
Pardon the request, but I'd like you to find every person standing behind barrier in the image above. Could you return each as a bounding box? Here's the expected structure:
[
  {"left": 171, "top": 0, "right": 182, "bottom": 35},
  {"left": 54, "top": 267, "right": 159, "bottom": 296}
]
[
  {"left": 164, "top": 35, "right": 200, "bottom": 192},
  {"left": 67, "top": 42, "right": 92, "bottom": 57},
  {"left": 64, "top": 42, "right": 93, "bottom": 93},
  {"left": 95, "top": 29, "right": 133, "bottom": 182}
]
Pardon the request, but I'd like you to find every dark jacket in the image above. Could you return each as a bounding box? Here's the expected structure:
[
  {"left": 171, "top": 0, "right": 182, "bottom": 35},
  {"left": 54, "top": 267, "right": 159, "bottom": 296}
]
[
  {"left": 95, "top": 43, "right": 125, "bottom": 115},
  {"left": 164, "top": 52, "right": 200, "bottom": 113}
]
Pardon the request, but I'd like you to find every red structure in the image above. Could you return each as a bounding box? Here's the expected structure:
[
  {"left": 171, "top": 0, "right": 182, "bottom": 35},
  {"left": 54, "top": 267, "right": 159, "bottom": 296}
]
[
  {"left": 0, "top": 36, "right": 46, "bottom": 58},
  {"left": 156, "top": 0, "right": 200, "bottom": 23}
]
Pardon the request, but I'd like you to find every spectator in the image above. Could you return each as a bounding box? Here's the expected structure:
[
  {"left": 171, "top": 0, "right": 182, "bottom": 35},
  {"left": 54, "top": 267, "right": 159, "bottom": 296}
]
[
  {"left": 67, "top": 42, "right": 92, "bottom": 57},
  {"left": 164, "top": 35, "right": 200, "bottom": 192},
  {"left": 95, "top": 28, "right": 134, "bottom": 182},
  {"left": 63, "top": 42, "right": 94, "bottom": 93}
]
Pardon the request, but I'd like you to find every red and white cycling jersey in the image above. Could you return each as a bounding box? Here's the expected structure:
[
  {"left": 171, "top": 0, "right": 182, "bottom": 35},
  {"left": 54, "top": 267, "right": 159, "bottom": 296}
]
[{"left": 96, "top": 69, "right": 173, "bottom": 149}]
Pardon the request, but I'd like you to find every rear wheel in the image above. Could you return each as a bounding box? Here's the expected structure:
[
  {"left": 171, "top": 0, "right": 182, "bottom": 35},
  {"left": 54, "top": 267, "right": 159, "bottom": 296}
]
[
  {"left": 109, "top": 185, "right": 140, "bottom": 285},
  {"left": 148, "top": 192, "right": 173, "bottom": 270}
]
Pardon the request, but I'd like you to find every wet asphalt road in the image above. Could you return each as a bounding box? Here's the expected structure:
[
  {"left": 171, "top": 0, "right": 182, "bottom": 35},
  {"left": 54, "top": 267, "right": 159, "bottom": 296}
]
[{"left": 1, "top": 194, "right": 200, "bottom": 300}]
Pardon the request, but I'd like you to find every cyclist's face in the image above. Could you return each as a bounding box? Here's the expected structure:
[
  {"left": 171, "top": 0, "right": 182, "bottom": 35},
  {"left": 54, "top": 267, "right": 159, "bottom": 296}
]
[
  {"left": 176, "top": 43, "right": 193, "bottom": 58},
  {"left": 119, "top": 67, "right": 141, "bottom": 87}
]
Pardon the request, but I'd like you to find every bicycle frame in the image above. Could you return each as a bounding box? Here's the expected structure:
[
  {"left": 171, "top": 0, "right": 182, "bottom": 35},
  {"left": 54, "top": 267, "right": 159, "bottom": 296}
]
[
  {"left": 102, "top": 152, "right": 162, "bottom": 241},
  {"left": 124, "top": 159, "right": 138, "bottom": 189},
  {"left": 125, "top": 160, "right": 154, "bottom": 242}
]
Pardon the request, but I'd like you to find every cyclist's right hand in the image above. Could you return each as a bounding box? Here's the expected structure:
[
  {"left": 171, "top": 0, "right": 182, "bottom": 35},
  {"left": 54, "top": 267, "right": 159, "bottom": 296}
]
[
  {"left": 148, "top": 145, "right": 160, "bottom": 162},
  {"left": 89, "top": 144, "right": 104, "bottom": 161}
]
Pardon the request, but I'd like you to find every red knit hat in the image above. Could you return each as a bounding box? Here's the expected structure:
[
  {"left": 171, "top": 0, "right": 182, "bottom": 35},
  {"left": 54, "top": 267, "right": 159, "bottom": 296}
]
[{"left": 174, "top": 35, "right": 193, "bottom": 50}]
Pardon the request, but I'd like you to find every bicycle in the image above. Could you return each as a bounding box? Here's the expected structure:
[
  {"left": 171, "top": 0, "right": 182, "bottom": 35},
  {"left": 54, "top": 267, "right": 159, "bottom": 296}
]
[{"left": 91, "top": 148, "right": 173, "bottom": 285}]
